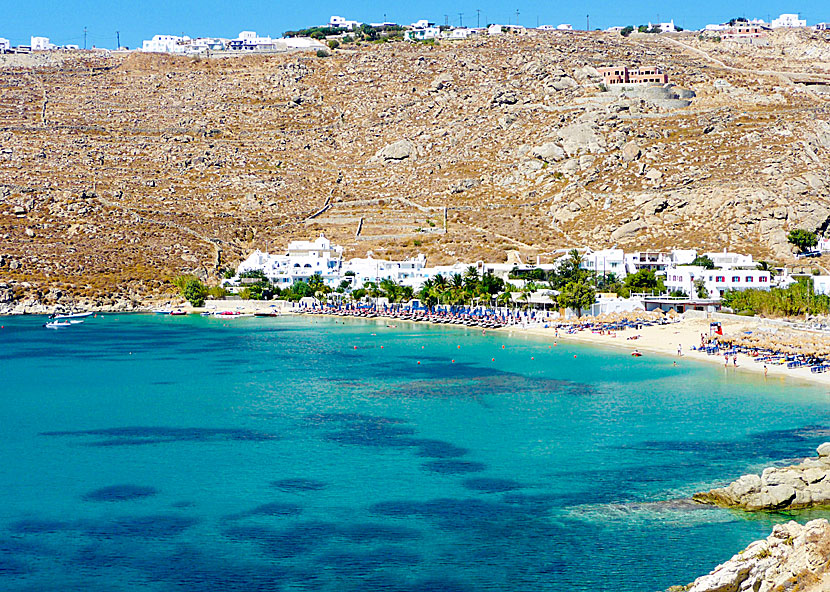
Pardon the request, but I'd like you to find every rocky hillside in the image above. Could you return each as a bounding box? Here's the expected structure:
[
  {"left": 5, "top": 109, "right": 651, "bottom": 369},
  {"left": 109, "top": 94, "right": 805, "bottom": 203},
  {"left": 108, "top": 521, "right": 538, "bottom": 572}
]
[
  {"left": 674, "top": 519, "right": 830, "bottom": 592},
  {"left": 2, "top": 29, "right": 830, "bottom": 306}
]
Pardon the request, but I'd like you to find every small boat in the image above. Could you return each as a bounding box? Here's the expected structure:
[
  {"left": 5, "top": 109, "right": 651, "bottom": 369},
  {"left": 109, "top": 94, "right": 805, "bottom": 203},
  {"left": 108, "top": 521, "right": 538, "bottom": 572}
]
[
  {"left": 254, "top": 312, "right": 279, "bottom": 317},
  {"left": 44, "top": 321, "right": 72, "bottom": 329},
  {"left": 153, "top": 309, "right": 172, "bottom": 314},
  {"left": 170, "top": 310, "right": 188, "bottom": 316},
  {"left": 200, "top": 312, "right": 212, "bottom": 317},
  {"left": 68, "top": 319, "right": 85, "bottom": 325},
  {"left": 51, "top": 311, "right": 93, "bottom": 320},
  {"left": 631, "top": 350, "right": 643, "bottom": 357}
]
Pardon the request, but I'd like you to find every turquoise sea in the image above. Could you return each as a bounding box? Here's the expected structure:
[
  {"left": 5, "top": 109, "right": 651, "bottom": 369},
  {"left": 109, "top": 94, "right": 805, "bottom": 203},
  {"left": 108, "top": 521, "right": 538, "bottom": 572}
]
[{"left": 2, "top": 314, "right": 830, "bottom": 591}]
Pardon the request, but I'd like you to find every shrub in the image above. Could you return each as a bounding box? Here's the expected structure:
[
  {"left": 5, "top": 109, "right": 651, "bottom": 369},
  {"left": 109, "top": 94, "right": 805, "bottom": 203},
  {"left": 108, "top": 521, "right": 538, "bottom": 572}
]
[
  {"left": 327, "top": 39, "right": 340, "bottom": 50},
  {"left": 207, "top": 285, "right": 228, "bottom": 299},
  {"left": 316, "top": 49, "right": 330, "bottom": 58}
]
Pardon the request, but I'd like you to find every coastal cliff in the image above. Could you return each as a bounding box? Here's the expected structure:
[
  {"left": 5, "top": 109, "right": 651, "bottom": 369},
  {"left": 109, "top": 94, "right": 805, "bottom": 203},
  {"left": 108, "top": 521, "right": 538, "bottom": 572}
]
[
  {"left": 673, "top": 519, "right": 830, "bottom": 592},
  {"left": 693, "top": 444, "right": 830, "bottom": 511}
]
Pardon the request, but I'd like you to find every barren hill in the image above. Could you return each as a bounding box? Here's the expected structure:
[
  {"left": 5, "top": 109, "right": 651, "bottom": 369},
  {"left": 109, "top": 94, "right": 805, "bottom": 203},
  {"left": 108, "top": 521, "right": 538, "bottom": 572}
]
[{"left": 2, "top": 28, "right": 830, "bottom": 307}]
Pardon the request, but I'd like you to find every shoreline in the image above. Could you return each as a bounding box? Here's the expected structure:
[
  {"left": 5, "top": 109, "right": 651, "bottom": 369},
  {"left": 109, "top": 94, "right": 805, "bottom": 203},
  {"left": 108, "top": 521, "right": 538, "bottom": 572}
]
[
  {"left": 11, "top": 302, "right": 830, "bottom": 388},
  {"left": 509, "top": 319, "right": 830, "bottom": 388},
  {"left": 294, "top": 310, "right": 830, "bottom": 388}
]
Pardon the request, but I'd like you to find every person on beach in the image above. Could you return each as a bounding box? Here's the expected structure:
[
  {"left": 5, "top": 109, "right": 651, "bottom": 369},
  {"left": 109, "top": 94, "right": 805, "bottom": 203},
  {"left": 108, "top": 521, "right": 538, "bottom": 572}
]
[
  {"left": 764, "top": 364, "right": 768, "bottom": 377},
  {"left": 677, "top": 345, "right": 682, "bottom": 357},
  {"left": 724, "top": 353, "right": 729, "bottom": 367},
  {"left": 733, "top": 355, "right": 738, "bottom": 367}
]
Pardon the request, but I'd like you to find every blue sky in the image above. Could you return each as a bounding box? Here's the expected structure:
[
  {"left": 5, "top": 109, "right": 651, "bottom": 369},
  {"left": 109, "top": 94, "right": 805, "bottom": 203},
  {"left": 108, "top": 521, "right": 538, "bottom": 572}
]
[{"left": 3, "top": 1, "right": 828, "bottom": 48}]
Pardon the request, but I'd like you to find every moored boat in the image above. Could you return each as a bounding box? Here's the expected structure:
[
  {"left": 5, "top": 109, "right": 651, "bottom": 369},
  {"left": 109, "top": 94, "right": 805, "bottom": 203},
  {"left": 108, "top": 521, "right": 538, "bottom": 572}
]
[{"left": 44, "top": 321, "right": 72, "bottom": 329}]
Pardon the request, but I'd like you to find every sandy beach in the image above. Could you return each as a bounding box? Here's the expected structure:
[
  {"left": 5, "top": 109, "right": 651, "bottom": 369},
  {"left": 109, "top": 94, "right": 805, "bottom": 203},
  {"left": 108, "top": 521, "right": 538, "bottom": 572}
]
[{"left": 510, "top": 317, "right": 830, "bottom": 388}]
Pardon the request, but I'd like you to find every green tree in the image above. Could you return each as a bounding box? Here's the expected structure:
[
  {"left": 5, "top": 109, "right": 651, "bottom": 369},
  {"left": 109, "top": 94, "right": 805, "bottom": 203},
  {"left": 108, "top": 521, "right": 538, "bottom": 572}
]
[
  {"left": 624, "top": 269, "right": 665, "bottom": 294},
  {"left": 691, "top": 255, "right": 715, "bottom": 270},
  {"left": 182, "top": 278, "right": 208, "bottom": 307},
  {"left": 787, "top": 229, "right": 818, "bottom": 253},
  {"left": 327, "top": 39, "right": 340, "bottom": 50},
  {"left": 620, "top": 25, "right": 634, "bottom": 36},
  {"left": 557, "top": 281, "right": 596, "bottom": 317},
  {"left": 694, "top": 278, "right": 709, "bottom": 299}
]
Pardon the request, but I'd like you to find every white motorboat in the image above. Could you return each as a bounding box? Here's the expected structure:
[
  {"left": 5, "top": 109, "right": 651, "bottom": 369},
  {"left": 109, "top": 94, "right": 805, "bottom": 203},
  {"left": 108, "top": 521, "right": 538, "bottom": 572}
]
[
  {"left": 68, "top": 319, "right": 85, "bottom": 325},
  {"left": 44, "top": 321, "right": 72, "bottom": 329}
]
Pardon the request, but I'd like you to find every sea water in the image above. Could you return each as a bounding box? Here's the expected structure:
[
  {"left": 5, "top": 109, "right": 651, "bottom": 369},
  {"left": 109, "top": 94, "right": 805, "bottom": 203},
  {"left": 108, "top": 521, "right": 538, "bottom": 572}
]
[{"left": 1, "top": 314, "right": 829, "bottom": 591}]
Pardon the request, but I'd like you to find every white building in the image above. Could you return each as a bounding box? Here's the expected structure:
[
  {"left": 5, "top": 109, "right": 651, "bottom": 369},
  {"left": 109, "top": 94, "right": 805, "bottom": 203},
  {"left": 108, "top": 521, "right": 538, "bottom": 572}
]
[
  {"left": 443, "top": 28, "right": 472, "bottom": 39},
  {"left": 537, "top": 24, "right": 557, "bottom": 31},
  {"left": 624, "top": 250, "right": 696, "bottom": 274},
  {"left": 228, "top": 31, "right": 279, "bottom": 51},
  {"left": 405, "top": 27, "right": 441, "bottom": 41},
  {"left": 142, "top": 35, "right": 190, "bottom": 53},
  {"left": 556, "top": 24, "right": 574, "bottom": 31},
  {"left": 664, "top": 266, "right": 771, "bottom": 299},
  {"left": 488, "top": 24, "right": 504, "bottom": 35},
  {"left": 704, "top": 250, "right": 755, "bottom": 268},
  {"left": 31, "top": 36, "right": 56, "bottom": 51},
  {"left": 771, "top": 14, "right": 806, "bottom": 28},
  {"left": 581, "top": 248, "right": 627, "bottom": 278},
  {"left": 329, "top": 16, "right": 362, "bottom": 30},
  {"left": 343, "top": 254, "right": 430, "bottom": 288},
  {"left": 813, "top": 276, "right": 830, "bottom": 295},
  {"left": 411, "top": 20, "right": 434, "bottom": 29},
  {"left": 236, "top": 235, "right": 344, "bottom": 287},
  {"left": 814, "top": 23, "right": 830, "bottom": 31},
  {"left": 589, "top": 294, "right": 645, "bottom": 316},
  {"left": 648, "top": 20, "right": 676, "bottom": 33},
  {"left": 280, "top": 37, "right": 326, "bottom": 50}
]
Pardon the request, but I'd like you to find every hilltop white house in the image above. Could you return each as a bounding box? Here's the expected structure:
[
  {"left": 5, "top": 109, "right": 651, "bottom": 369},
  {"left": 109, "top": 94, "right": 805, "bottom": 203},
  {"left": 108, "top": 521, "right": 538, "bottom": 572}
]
[{"left": 771, "top": 13, "right": 806, "bottom": 28}]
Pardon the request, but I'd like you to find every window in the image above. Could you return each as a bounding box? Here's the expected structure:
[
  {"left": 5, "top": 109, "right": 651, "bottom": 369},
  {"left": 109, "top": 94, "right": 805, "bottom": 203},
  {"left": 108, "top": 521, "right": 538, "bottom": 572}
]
[
  {"left": 746, "top": 276, "right": 753, "bottom": 283},
  {"left": 760, "top": 276, "right": 768, "bottom": 283},
  {"left": 732, "top": 276, "right": 740, "bottom": 283},
  {"left": 716, "top": 276, "right": 725, "bottom": 283}
]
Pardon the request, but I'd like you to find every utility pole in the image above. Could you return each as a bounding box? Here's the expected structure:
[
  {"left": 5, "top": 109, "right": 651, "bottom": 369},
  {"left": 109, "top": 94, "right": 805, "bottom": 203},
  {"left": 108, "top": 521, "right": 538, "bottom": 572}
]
[
  {"left": 586, "top": 14, "right": 589, "bottom": 31},
  {"left": 444, "top": 14, "right": 449, "bottom": 27},
  {"left": 83, "top": 26, "right": 87, "bottom": 50},
  {"left": 515, "top": 9, "right": 520, "bottom": 25},
  {"left": 458, "top": 12, "right": 463, "bottom": 27},
  {"left": 116, "top": 30, "right": 120, "bottom": 49},
  {"left": 476, "top": 9, "right": 481, "bottom": 28}
]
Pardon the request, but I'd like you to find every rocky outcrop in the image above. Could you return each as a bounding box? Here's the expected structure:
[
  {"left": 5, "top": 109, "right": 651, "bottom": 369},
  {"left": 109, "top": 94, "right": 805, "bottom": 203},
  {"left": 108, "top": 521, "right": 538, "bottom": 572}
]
[
  {"left": 693, "top": 444, "right": 830, "bottom": 511},
  {"left": 373, "top": 139, "right": 416, "bottom": 162},
  {"left": 676, "top": 519, "right": 830, "bottom": 592}
]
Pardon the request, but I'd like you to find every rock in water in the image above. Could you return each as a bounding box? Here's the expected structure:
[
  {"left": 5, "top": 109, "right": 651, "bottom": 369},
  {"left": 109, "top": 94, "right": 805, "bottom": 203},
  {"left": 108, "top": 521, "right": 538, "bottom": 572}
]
[
  {"left": 693, "top": 443, "right": 830, "bottom": 510},
  {"left": 680, "top": 519, "right": 830, "bottom": 592}
]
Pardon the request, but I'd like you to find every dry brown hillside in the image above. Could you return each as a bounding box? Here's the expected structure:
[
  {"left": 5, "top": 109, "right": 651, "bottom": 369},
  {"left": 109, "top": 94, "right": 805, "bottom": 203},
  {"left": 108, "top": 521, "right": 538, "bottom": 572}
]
[{"left": 2, "top": 28, "right": 830, "bottom": 308}]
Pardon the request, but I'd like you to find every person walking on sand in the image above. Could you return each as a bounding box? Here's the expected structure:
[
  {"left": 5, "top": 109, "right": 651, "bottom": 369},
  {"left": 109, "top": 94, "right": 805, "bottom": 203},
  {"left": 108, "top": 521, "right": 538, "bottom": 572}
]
[
  {"left": 677, "top": 344, "right": 682, "bottom": 357},
  {"left": 764, "top": 364, "right": 768, "bottom": 377},
  {"left": 724, "top": 353, "right": 729, "bottom": 367},
  {"left": 733, "top": 355, "right": 738, "bottom": 367}
]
